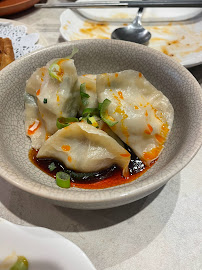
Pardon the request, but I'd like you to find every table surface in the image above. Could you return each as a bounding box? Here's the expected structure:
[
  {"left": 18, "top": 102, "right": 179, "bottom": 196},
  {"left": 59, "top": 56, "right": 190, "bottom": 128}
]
[{"left": 1, "top": 2, "right": 202, "bottom": 270}]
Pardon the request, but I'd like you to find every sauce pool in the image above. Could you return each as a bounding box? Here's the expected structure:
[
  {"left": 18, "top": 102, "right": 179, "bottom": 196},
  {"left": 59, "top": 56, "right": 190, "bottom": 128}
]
[{"left": 29, "top": 148, "right": 155, "bottom": 189}]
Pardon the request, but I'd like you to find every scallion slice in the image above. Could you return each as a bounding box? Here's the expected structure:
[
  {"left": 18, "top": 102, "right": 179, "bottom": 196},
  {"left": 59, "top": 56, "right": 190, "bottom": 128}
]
[
  {"left": 48, "top": 162, "right": 56, "bottom": 172},
  {"left": 48, "top": 47, "right": 79, "bottom": 82},
  {"left": 80, "top": 83, "right": 90, "bottom": 106},
  {"left": 56, "top": 117, "right": 79, "bottom": 129},
  {"left": 10, "top": 256, "right": 28, "bottom": 270},
  {"left": 48, "top": 63, "right": 63, "bottom": 82},
  {"left": 56, "top": 172, "right": 70, "bottom": 188},
  {"left": 98, "top": 102, "right": 102, "bottom": 111},
  {"left": 82, "top": 108, "right": 99, "bottom": 118},
  {"left": 88, "top": 116, "right": 99, "bottom": 128},
  {"left": 100, "top": 99, "right": 118, "bottom": 127},
  {"left": 65, "top": 47, "right": 79, "bottom": 60}
]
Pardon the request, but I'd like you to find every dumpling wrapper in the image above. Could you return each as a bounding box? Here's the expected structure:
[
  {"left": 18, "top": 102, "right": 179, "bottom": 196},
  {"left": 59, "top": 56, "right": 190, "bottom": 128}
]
[
  {"left": 96, "top": 70, "right": 174, "bottom": 166},
  {"left": 26, "top": 58, "right": 80, "bottom": 135},
  {"left": 81, "top": 115, "right": 124, "bottom": 147},
  {"left": 37, "top": 122, "right": 130, "bottom": 177},
  {"left": 24, "top": 93, "right": 46, "bottom": 149},
  {"left": 26, "top": 66, "right": 46, "bottom": 97},
  {"left": 78, "top": 74, "right": 98, "bottom": 115}
]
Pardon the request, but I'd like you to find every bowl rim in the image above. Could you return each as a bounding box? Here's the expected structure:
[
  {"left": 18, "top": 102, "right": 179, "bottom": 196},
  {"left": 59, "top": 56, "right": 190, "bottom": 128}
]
[{"left": 0, "top": 39, "right": 202, "bottom": 209}]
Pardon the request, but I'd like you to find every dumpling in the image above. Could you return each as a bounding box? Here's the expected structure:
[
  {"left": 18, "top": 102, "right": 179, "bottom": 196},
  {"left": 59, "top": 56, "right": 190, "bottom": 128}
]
[
  {"left": 96, "top": 70, "right": 174, "bottom": 166},
  {"left": 25, "top": 57, "right": 80, "bottom": 135},
  {"left": 78, "top": 74, "right": 98, "bottom": 115},
  {"left": 26, "top": 66, "right": 46, "bottom": 97},
  {"left": 24, "top": 93, "right": 46, "bottom": 149},
  {"left": 37, "top": 122, "right": 130, "bottom": 177},
  {"left": 81, "top": 115, "right": 124, "bottom": 147}
]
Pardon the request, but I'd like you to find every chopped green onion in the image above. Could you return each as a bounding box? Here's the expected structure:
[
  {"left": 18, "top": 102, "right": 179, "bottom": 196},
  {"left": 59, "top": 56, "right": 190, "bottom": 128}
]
[
  {"left": 56, "top": 117, "right": 79, "bottom": 129},
  {"left": 43, "top": 98, "right": 47, "bottom": 104},
  {"left": 81, "top": 108, "right": 100, "bottom": 127},
  {"left": 56, "top": 172, "right": 70, "bottom": 188},
  {"left": 10, "top": 256, "right": 28, "bottom": 270},
  {"left": 100, "top": 99, "right": 118, "bottom": 127},
  {"left": 48, "top": 63, "right": 63, "bottom": 82},
  {"left": 80, "top": 83, "right": 90, "bottom": 106},
  {"left": 82, "top": 108, "right": 99, "bottom": 118},
  {"left": 80, "top": 91, "right": 90, "bottom": 99},
  {"left": 88, "top": 116, "right": 99, "bottom": 128},
  {"left": 87, "top": 117, "right": 92, "bottom": 125},
  {"left": 48, "top": 47, "right": 79, "bottom": 82},
  {"left": 48, "top": 162, "right": 56, "bottom": 172},
  {"left": 65, "top": 47, "right": 79, "bottom": 60},
  {"left": 80, "top": 82, "right": 86, "bottom": 92},
  {"left": 80, "top": 92, "right": 90, "bottom": 106},
  {"left": 98, "top": 102, "right": 102, "bottom": 111}
]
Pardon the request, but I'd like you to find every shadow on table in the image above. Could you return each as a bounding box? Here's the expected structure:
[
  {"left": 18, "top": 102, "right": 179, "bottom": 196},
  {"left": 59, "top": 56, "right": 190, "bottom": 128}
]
[
  {"left": 0, "top": 176, "right": 179, "bottom": 232},
  {"left": 0, "top": 174, "right": 180, "bottom": 269}
]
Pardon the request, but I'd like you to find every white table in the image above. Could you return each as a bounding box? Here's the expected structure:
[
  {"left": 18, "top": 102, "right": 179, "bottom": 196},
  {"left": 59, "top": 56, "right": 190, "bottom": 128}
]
[{"left": 0, "top": 3, "right": 202, "bottom": 270}]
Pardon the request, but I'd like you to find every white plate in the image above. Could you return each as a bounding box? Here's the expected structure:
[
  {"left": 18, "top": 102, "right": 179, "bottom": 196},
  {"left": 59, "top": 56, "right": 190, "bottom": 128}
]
[
  {"left": 77, "top": 0, "right": 202, "bottom": 22},
  {"left": 0, "top": 218, "right": 96, "bottom": 270},
  {"left": 60, "top": 9, "right": 202, "bottom": 68}
]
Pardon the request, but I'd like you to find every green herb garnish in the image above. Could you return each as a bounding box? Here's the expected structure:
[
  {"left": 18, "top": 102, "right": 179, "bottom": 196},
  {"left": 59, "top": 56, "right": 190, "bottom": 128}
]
[
  {"left": 43, "top": 98, "right": 47, "bottom": 104},
  {"left": 48, "top": 63, "right": 63, "bottom": 82},
  {"left": 100, "top": 99, "right": 118, "bottom": 127},
  {"left": 80, "top": 83, "right": 90, "bottom": 106},
  {"left": 65, "top": 47, "right": 79, "bottom": 60},
  {"left": 81, "top": 107, "right": 100, "bottom": 128},
  {"left": 82, "top": 107, "right": 99, "bottom": 118},
  {"left": 56, "top": 117, "right": 79, "bottom": 129},
  {"left": 98, "top": 102, "right": 102, "bottom": 111},
  {"left": 87, "top": 116, "right": 99, "bottom": 128},
  {"left": 48, "top": 162, "right": 56, "bottom": 172},
  {"left": 10, "top": 256, "right": 28, "bottom": 270},
  {"left": 56, "top": 172, "right": 70, "bottom": 188},
  {"left": 48, "top": 47, "right": 79, "bottom": 82}
]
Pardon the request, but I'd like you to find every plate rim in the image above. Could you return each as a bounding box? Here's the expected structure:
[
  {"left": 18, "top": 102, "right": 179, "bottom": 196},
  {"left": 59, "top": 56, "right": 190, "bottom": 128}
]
[
  {"left": 0, "top": 218, "right": 96, "bottom": 269},
  {"left": 59, "top": 9, "right": 202, "bottom": 68}
]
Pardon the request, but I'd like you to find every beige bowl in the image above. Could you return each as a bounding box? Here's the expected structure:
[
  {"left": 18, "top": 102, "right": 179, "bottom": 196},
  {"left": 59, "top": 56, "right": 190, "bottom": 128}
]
[{"left": 0, "top": 40, "right": 201, "bottom": 209}]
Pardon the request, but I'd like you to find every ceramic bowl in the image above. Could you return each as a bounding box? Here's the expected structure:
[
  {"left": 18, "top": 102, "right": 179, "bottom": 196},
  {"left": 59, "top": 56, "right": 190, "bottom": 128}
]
[{"left": 0, "top": 40, "right": 201, "bottom": 209}]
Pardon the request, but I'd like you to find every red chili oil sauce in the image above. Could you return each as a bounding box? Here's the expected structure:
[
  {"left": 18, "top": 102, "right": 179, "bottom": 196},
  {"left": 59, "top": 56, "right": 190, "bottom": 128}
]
[{"left": 29, "top": 148, "right": 155, "bottom": 189}]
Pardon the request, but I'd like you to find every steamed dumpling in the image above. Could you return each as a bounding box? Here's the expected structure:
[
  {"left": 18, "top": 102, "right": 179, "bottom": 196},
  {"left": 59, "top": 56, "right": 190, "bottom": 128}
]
[
  {"left": 78, "top": 74, "right": 98, "bottom": 115},
  {"left": 26, "top": 66, "right": 46, "bottom": 97},
  {"left": 37, "top": 122, "right": 130, "bottom": 177},
  {"left": 24, "top": 93, "right": 46, "bottom": 149},
  {"left": 96, "top": 70, "right": 174, "bottom": 166},
  {"left": 25, "top": 58, "right": 80, "bottom": 135},
  {"left": 80, "top": 114, "right": 124, "bottom": 146}
]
